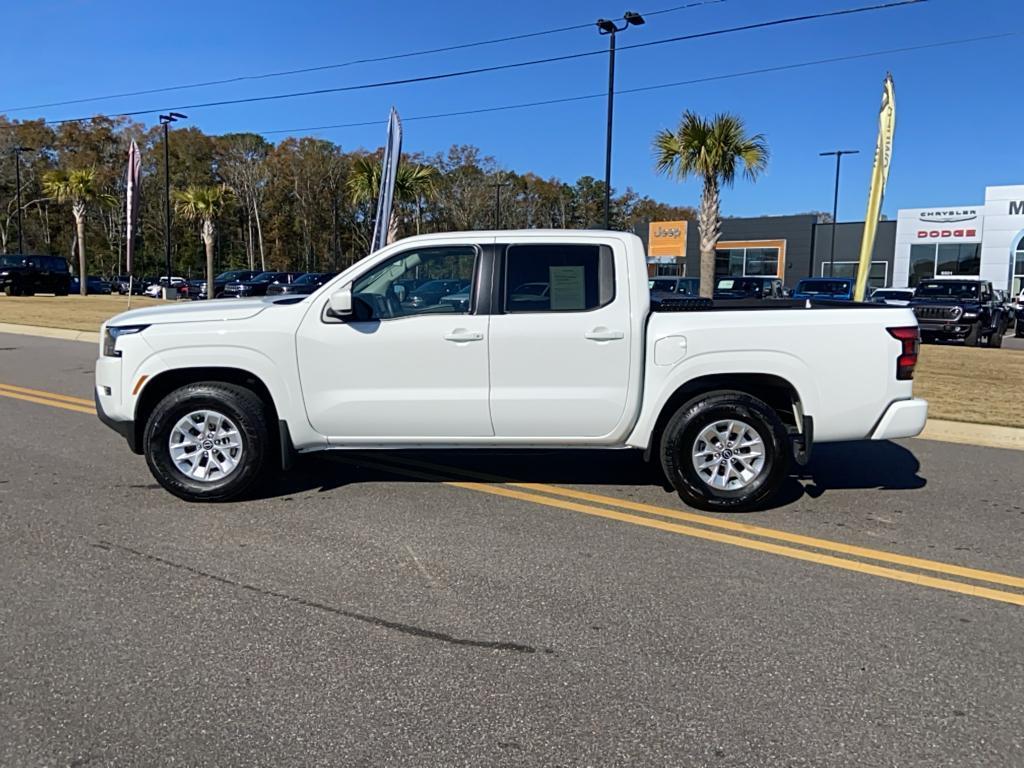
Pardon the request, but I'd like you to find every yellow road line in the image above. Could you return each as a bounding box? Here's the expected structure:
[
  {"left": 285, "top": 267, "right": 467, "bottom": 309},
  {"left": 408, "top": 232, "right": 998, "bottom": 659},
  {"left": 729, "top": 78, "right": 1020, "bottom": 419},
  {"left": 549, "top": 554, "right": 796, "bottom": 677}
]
[
  {"left": 0, "top": 381, "right": 94, "bottom": 407},
  {"left": 339, "top": 456, "right": 1024, "bottom": 606},
  {"left": 6, "top": 379, "right": 1022, "bottom": 605},
  {"left": 0, "top": 387, "right": 96, "bottom": 415},
  {"left": 376, "top": 455, "right": 1024, "bottom": 592}
]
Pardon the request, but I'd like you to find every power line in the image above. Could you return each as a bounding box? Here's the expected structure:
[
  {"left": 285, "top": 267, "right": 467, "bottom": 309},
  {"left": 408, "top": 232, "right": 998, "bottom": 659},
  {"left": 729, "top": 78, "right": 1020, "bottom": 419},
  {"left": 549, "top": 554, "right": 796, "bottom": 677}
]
[
  {"left": 0, "top": 1, "right": 727, "bottom": 114},
  {"left": 254, "top": 33, "right": 1013, "bottom": 137},
  {"left": 41, "top": 0, "right": 926, "bottom": 126}
]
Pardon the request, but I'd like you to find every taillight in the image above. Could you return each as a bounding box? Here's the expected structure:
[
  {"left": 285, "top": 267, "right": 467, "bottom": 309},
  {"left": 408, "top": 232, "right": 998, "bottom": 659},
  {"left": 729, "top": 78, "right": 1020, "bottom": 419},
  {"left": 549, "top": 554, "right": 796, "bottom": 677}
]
[{"left": 887, "top": 326, "right": 920, "bottom": 380}]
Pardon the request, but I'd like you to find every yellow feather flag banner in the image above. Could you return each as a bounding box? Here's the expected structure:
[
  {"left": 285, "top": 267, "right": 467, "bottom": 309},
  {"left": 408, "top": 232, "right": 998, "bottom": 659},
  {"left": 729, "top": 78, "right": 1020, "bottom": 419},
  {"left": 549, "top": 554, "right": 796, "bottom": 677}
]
[{"left": 854, "top": 73, "right": 896, "bottom": 302}]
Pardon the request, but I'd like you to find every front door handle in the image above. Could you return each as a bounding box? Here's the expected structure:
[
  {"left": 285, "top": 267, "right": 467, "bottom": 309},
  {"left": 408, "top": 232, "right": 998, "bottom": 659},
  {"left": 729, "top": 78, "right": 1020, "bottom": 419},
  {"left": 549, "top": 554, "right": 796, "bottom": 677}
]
[
  {"left": 584, "top": 327, "right": 625, "bottom": 341},
  {"left": 444, "top": 329, "right": 484, "bottom": 343}
]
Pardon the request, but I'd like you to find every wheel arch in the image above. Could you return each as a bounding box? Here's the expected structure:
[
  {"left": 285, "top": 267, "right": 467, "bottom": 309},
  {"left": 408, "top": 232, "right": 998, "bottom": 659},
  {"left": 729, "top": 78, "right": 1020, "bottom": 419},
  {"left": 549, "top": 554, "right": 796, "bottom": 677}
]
[
  {"left": 640, "top": 373, "right": 806, "bottom": 457},
  {"left": 133, "top": 367, "right": 282, "bottom": 459}
]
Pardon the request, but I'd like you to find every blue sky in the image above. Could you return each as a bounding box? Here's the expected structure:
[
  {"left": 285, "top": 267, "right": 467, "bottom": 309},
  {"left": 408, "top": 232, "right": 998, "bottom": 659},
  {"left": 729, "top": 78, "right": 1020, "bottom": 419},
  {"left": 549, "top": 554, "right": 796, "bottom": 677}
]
[{"left": 3, "top": 0, "right": 1020, "bottom": 220}]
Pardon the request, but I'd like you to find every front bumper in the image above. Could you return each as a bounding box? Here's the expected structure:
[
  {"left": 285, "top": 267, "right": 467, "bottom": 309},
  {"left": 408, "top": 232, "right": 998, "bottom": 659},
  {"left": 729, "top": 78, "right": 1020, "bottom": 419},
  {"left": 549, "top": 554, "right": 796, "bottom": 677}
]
[
  {"left": 95, "top": 388, "right": 138, "bottom": 452},
  {"left": 917, "top": 320, "right": 976, "bottom": 338},
  {"left": 871, "top": 398, "right": 928, "bottom": 440}
]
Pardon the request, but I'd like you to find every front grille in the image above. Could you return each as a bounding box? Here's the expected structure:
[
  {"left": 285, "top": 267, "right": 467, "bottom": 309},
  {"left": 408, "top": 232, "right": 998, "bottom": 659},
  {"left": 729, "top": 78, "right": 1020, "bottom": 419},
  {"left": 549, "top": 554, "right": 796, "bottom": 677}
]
[{"left": 913, "top": 305, "right": 962, "bottom": 321}]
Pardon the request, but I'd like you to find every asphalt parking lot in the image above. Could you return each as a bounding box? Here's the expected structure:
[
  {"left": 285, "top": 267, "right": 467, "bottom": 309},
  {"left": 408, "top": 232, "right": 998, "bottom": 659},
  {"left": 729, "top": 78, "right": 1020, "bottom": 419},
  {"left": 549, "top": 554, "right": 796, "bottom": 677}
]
[{"left": 1, "top": 331, "right": 1022, "bottom": 767}]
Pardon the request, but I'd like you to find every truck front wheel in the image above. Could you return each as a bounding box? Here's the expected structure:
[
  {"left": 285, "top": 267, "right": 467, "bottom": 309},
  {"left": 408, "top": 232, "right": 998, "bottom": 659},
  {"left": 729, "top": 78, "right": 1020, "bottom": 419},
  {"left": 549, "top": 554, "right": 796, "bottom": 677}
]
[
  {"left": 143, "top": 382, "right": 270, "bottom": 502},
  {"left": 660, "top": 391, "right": 790, "bottom": 513}
]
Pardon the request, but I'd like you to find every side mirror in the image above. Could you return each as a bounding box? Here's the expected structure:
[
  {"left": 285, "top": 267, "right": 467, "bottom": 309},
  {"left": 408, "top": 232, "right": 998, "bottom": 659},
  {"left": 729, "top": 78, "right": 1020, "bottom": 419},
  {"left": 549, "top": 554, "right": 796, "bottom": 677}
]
[{"left": 328, "top": 284, "right": 353, "bottom": 316}]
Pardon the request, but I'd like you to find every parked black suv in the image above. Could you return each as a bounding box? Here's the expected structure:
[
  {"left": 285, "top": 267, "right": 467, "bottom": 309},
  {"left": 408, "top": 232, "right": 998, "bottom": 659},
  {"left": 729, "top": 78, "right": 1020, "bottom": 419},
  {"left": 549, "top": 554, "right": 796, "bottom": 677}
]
[
  {"left": 910, "top": 277, "right": 1007, "bottom": 347},
  {"left": 198, "top": 269, "right": 261, "bottom": 299},
  {"left": 266, "top": 272, "right": 338, "bottom": 296},
  {"left": 0, "top": 255, "right": 70, "bottom": 296},
  {"left": 713, "top": 276, "right": 785, "bottom": 300},
  {"left": 222, "top": 271, "right": 302, "bottom": 298}
]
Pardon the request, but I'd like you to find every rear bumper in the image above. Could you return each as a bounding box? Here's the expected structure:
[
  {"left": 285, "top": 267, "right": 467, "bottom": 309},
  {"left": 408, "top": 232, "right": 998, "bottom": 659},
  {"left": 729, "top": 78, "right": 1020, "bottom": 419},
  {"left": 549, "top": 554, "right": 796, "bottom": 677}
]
[{"left": 871, "top": 398, "right": 928, "bottom": 440}]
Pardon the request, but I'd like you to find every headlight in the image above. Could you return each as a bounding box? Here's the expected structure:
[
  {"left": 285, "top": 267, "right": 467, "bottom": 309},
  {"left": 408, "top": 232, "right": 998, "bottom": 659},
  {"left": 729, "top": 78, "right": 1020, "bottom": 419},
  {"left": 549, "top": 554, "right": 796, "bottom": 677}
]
[
  {"left": 103, "top": 325, "right": 148, "bottom": 357},
  {"left": 961, "top": 311, "right": 978, "bottom": 319}
]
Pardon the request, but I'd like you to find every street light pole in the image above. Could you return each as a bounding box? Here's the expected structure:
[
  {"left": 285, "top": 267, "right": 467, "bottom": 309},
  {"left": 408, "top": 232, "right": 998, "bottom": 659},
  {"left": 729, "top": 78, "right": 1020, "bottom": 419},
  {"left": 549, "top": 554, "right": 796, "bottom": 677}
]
[
  {"left": 491, "top": 179, "right": 511, "bottom": 229},
  {"left": 159, "top": 112, "right": 187, "bottom": 287},
  {"left": 597, "top": 10, "right": 645, "bottom": 231},
  {"left": 819, "top": 149, "right": 859, "bottom": 277},
  {"left": 13, "top": 146, "right": 32, "bottom": 254}
]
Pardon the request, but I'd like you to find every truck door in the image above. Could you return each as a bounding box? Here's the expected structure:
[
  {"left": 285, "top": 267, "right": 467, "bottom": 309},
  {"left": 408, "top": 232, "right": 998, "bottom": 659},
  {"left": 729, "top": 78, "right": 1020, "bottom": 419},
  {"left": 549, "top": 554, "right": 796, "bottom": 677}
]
[
  {"left": 295, "top": 241, "right": 494, "bottom": 439},
  {"left": 487, "top": 242, "right": 632, "bottom": 439}
]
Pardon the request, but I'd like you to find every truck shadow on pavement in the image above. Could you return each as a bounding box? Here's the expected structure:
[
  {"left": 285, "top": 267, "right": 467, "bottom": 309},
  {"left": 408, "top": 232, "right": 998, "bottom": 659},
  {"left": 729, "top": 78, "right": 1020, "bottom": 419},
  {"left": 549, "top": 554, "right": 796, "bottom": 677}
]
[{"left": 267, "top": 440, "right": 926, "bottom": 511}]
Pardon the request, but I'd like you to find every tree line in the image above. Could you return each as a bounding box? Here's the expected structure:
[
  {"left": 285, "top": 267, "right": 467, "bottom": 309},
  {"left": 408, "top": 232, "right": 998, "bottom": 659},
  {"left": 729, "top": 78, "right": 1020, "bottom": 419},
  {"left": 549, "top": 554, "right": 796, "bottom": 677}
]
[{"left": 0, "top": 115, "right": 697, "bottom": 279}]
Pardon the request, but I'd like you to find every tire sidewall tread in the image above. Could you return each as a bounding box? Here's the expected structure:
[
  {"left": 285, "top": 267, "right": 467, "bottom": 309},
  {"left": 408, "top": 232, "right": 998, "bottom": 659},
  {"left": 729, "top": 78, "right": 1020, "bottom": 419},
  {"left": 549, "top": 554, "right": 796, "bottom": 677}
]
[
  {"left": 144, "top": 381, "right": 269, "bottom": 502},
  {"left": 660, "top": 390, "right": 790, "bottom": 513}
]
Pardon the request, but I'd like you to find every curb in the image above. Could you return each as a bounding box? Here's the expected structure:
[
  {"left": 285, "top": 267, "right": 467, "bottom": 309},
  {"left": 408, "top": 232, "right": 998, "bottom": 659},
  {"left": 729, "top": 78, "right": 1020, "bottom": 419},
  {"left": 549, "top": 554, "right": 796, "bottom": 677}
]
[
  {"left": 918, "top": 419, "right": 1024, "bottom": 453},
  {"left": 0, "top": 322, "right": 100, "bottom": 344},
  {"left": 1, "top": 321, "right": 1022, "bottom": 453}
]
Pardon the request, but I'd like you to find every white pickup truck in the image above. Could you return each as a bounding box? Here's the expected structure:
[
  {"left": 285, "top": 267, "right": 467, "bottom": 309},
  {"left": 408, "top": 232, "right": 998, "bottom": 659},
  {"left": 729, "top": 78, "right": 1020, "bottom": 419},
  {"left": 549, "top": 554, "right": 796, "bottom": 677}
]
[{"left": 95, "top": 230, "right": 928, "bottom": 511}]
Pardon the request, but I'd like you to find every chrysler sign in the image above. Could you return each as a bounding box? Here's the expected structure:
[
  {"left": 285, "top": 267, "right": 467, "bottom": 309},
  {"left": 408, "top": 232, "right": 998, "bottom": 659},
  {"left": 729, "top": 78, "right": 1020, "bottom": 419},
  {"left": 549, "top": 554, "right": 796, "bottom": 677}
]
[{"left": 918, "top": 208, "right": 978, "bottom": 224}]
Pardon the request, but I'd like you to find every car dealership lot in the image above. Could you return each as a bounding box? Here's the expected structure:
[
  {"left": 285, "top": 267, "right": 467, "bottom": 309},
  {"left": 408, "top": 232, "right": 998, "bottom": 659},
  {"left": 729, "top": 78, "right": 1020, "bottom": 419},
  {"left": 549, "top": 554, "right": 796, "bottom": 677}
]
[{"left": 1, "top": 333, "right": 1022, "bottom": 767}]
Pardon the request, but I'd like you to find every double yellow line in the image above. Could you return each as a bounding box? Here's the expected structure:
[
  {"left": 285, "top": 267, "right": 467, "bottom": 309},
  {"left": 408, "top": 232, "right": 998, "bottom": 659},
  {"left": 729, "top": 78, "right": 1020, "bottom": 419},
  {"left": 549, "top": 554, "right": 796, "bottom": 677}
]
[
  {"left": 3, "top": 379, "right": 1023, "bottom": 606},
  {"left": 342, "top": 454, "right": 1024, "bottom": 607},
  {"left": 0, "top": 381, "right": 94, "bottom": 414}
]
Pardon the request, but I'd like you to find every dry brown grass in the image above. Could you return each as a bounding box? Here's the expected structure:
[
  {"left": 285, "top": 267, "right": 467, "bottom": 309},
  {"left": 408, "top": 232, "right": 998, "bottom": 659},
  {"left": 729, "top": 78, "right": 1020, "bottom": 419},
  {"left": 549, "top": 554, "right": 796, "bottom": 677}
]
[
  {"left": 2, "top": 295, "right": 1022, "bottom": 427},
  {"left": 0, "top": 294, "right": 166, "bottom": 332},
  {"left": 914, "top": 343, "right": 1024, "bottom": 428}
]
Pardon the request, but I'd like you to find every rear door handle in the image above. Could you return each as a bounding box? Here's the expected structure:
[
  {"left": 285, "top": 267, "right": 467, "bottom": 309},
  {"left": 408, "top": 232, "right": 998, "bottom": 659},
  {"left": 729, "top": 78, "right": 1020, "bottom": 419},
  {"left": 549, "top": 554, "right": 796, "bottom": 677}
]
[
  {"left": 584, "top": 327, "right": 625, "bottom": 341},
  {"left": 444, "top": 329, "right": 484, "bottom": 343}
]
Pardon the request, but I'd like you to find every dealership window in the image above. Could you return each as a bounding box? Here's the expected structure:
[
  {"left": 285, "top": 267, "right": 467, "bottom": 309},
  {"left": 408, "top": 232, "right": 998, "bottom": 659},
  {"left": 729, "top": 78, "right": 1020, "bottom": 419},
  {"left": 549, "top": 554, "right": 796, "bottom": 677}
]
[
  {"left": 1014, "top": 239, "right": 1024, "bottom": 296},
  {"left": 714, "top": 246, "right": 780, "bottom": 277},
  {"left": 907, "top": 243, "right": 980, "bottom": 287},
  {"left": 821, "top": 261, "right": 889, "bottom": 288}
]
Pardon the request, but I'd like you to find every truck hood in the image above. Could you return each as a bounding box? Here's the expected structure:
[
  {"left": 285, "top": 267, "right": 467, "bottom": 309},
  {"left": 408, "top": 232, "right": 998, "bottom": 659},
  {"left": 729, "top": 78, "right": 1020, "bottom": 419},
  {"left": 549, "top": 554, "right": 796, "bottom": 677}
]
[{"left": 107, "top": 297, "right": 276, "bottom": 327}]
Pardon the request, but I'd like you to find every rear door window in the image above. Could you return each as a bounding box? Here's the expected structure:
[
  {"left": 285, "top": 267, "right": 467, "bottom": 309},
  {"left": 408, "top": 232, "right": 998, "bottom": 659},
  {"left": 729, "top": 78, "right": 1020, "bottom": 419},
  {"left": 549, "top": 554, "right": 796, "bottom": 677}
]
[{"left": 504, "top": 244, "right": 614, "bottom": 313}]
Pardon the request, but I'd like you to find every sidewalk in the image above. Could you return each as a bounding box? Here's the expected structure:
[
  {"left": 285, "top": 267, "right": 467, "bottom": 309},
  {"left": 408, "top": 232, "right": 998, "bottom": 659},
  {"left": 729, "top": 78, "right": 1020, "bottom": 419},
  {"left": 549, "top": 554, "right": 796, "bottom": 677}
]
[{"left": 2, "top": 321, "right": 1022, "bottom": 453}]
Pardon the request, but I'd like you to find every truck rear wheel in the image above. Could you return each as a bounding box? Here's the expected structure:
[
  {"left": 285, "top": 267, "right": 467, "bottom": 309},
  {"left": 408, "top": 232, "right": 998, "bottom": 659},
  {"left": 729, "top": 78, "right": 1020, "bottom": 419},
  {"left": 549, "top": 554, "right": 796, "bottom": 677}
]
[
  {"left": 660, "top": 391, "right": 790, "bottom": 513},
  {"left": 143, "top": 382, "right": 270, "bottom": 502}
]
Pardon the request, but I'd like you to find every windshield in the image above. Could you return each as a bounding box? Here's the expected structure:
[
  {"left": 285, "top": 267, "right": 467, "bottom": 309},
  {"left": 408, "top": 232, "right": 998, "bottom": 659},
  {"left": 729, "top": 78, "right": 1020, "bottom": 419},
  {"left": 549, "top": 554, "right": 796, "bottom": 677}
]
[
  {"left": 715, "top": 278, "right": 763, "bottom": 293},
  {"left": 216, "top": 270, "right": 249, "bottom": 281},
  {"left": 874, "top": 290, "right": 913, "bottom": 301},
  {"left": 796, "top": 280, "right": 850, "bottom": 294},
  {"left": 915, "top": 281, "right": 981, "bottom": 299},
  {"left": 0, "top": 256, "right": 26, "bottom": 268},
  {"left": 250, "top": 272, "right": 282, "bottom": 283},
  {"left": 513, "top": 282, "right": 548, "bottom": 296}
]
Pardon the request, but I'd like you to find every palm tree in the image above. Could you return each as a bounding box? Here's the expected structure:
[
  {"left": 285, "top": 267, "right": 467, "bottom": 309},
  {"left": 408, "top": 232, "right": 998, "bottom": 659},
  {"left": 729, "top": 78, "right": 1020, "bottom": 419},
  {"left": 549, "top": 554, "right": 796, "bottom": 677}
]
[
  {"left": 173, "top": 185, "right": 233, "bottom": 299},
  {"left": 347, "top": 156, "right": 439, "bottom": 244},
  {"left": 653, "top": 112, "right": 769, "bottom": 298},
  {"left": 42, "top": 168, "right": 115, "bottom": 295}
]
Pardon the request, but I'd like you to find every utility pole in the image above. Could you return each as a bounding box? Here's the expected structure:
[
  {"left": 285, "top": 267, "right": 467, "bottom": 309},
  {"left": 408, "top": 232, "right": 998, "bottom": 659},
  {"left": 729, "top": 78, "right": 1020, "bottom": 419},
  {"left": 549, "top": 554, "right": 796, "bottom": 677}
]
[
  {"left": 596, "top": 10, "right": 645, "bottom": 230},
  {"left": 12, "top": 146, "right": 33, "bottom": 254},
  {"left": 159, "top": 112, "right": 187, "bottom": 287},
  {"left": 819, "top": 149, "right": 859, "bottom": 277},
  {"left": 491, "top": 179, "right": 511, "bottom": 229}
]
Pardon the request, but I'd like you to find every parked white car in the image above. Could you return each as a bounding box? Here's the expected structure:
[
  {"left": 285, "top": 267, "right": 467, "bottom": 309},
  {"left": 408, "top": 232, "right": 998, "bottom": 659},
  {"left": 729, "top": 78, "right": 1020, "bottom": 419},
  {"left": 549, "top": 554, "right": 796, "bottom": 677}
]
[
  {"left": 143, "top": 276, "right": 186, "bottom": 298},
  {"left": 870, "top": 288, "right": 915, "bottom": 306},
  {"left": 95, "top": 231, "right": 927, "bottom": 511}
]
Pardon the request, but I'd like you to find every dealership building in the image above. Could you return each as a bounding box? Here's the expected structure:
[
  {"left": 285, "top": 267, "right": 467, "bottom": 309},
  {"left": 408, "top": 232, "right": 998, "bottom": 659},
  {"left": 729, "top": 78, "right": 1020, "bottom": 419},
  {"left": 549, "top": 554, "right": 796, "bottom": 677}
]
[
  {"left": 641, "top": 184, "right": 1024, "bottom": 294},
  {"left": 893, "top": 184, "right": 1024, "bottom": 294}
]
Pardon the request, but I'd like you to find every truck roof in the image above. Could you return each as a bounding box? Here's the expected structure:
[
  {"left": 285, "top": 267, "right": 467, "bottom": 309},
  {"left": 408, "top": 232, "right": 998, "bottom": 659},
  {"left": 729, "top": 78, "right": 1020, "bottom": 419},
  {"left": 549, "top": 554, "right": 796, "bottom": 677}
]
[{"left": 388, "top": 229, "right": 640, "bottom": 244}]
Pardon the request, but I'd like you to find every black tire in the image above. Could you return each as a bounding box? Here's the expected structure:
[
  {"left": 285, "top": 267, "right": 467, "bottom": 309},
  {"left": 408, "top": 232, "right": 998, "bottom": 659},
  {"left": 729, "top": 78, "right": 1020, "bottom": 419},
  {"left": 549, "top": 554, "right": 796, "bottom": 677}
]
[
  {"left": 963, "top": 323, "right": 980, "bottom": 346},
  {"left": 660, "top": 390, "right": 790, "bottom": 513},
  {"left": 144, "top": 382, "right": 270, "bottom": 502},
  {"left": 987, "top": 328, "right": 1004, "bottom": 348},
  {"left": 5, "top": 284, "right": 21, "bottom": 296}
]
